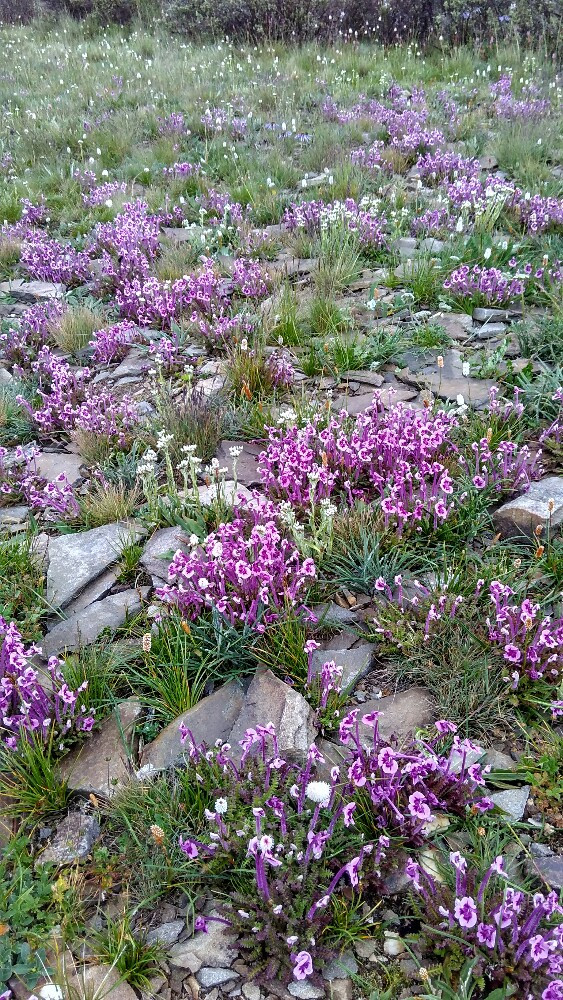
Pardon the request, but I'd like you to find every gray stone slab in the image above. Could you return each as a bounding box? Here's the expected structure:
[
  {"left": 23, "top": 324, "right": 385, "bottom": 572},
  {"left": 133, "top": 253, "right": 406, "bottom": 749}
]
[{"left": 46, "top": 520, "right": 146, "bottom": 609}]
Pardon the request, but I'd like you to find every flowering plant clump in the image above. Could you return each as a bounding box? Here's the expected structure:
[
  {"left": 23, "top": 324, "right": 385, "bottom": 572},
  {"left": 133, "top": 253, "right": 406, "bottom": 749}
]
[
  {"left": 540, "top": 388, "right": 563, "bottom": 447},
  {"left": 490, "top": 74, "right": 551, "bottom": 120},
  {"left": 19, "top": 231, "right": 92, "bottom": 286},
  {"left": 407, "top": 850, "right": 563, "bottom": 998},
  {"left": 175, "top": 715, "right": 494, "bottom": 983},
  {"left": 486, "top": 581, "right": 563, "bottom": 692},
  {"left": 0, "top": 300, "right": 64, "bottom": 365},
  {"left": 89, "top": 319, "right": 141, "bottom": 363},
  {"left": 443, "top": 264, "right": 526, "bottom": 306},
  {"left": 283, "top": 197, "right": 388, "bottom": 252},
  {"left": 415, "top": 150, "right": 480, "bottom": 184},
  {"left": 259, "top": 396, "right": 459, "bottom": 535},
  {"left": 157, "top": 493, "right": 316, "bottom": 630},
  {"left": 0, "top": 617, "right": 94, "bottom": 749}
]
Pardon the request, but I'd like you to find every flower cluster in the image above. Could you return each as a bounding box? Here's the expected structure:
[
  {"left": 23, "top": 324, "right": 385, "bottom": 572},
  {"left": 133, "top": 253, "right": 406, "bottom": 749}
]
[
  {"left": 19, "top": 231, "right": 91, "bottom": 286},
  {"left": 0, "top": 617, "right": 94, "bottom": 749},
  {"left": 82, "top": 180, "right": 127, "bottom": 207},
  {"left": 486, "top": 581, "right": 563, "bottom": 691},
  {"left": 443, "top": 264, "right": 526, "bottom": 305},
  {"left": 283, "top": 197, "right": 388, "bottom": 251},
  {"left": 157, "top": 493, "right": 316, "bottom": 629},
  {"left": 490, "top": 74, "right": 550, "bottom": 120},
  {"left": 89, "top": 319, "right": 140, "bottom": 363},
  {"left": 407, "top": 849, "right": 563, "bottom": 998},
  {"left": 259, "top": 397, "right": 459, "bottom": 535},
  {"left": 0, "top": 299, "right": 64, "bottom": 365}
]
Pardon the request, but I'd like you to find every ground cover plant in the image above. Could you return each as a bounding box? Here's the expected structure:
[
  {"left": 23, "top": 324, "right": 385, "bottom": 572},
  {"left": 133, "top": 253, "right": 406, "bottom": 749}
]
[{"left": 0, "top": 13, "right": 562, "bottom": 1000}]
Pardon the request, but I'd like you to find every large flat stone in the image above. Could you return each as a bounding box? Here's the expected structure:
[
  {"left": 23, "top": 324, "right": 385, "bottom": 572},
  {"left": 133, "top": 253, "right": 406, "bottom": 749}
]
[
  {"left": 42, "top": 588, "right": 148, "bottom": 657},
  {"left": 168, "top": 914, "right": 237, "bottom": 973},
  {"left": 140, "top": 680, "right": 245, "bottom": 771},
  {"left": 35, "top": 812, "right": 100, "bottom": 866},
  {"left": 46, "top": 521, "right": 146, "bottom": 609},
  {"left": 215, "top": 440, "right": 262, "bottom": 487},
  {"left": 0, "top": 279, "right": 64, "bottom": 301},
  {"left": 140, "top": 526, "right": 191, "bottom": 582},
  {"left": 346, "top": 686, "right": 434, "bottom": 747},
  {"left": 59, "top": 699, "right": 142, "bottom": 799},
  {"left": 493, "top": 476, "right": 563, "bottom": 537},
  {"left": 228, "top": 669, "right": 317, "bottom": 763},
  {"left": 68, "top": 965, "right": 138, "bottom": 1000},
  {"left": 491, "top": 786, "right": 530, "bottom": 822},
  {"left": 310, "top": 642, "right": 376, "bottom": 691},
  {"left": 35, "top": 451, "right": 83, "bottom": 485},
  {"left": 419, "top": 373, "right": 494, "bottom": 408}
]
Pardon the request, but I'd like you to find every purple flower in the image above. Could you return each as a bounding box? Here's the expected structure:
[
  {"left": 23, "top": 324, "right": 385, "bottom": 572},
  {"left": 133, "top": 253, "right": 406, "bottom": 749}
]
[
  {"left": 454, "top": 895, "right": 478, "bottom": 929},
  {"left": 292, "top": 951, "right": 313, "bottom": 980}
]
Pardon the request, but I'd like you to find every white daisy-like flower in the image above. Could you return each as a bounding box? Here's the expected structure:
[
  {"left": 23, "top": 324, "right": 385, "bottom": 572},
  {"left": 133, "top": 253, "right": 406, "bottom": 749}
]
[
  {"left": 214, "top": 797, "right": 228, "bottom": 815},
  {"left": 305, "top": 780, "right": 331, "bottom": 804}
]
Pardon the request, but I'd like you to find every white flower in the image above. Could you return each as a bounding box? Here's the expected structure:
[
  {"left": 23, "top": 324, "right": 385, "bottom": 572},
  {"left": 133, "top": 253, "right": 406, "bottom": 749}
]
[
  {"left": 305, "top": 780, "right": 331, "bottom": 804},
  {"left": 462, "top": 361, "right": 470, "bottom": 377},
  {"left": 214, "top": 797, "right": 228, "bottom": 814}
]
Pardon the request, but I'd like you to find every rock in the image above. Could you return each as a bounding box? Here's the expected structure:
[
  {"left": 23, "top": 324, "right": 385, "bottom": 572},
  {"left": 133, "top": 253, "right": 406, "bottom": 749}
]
[
  {"left": 433, "top": 313, "right": 473, "bottom": 341},
  {"left": 479, "top": 154, "right": 498, "bottom": 170},
  {"left": 288, "top": 984, "right": 324, "bottom": 1000},
  {"left": 491, "top": 786, "right": 530, "bottom": 822},
  {"left": 0, "top": 366, "right": 13, "bottom": 385},
  {"left": 140, "top": 680, "right": 245, "bottom": 772},
  {"left": 350, "top": 687, "right": 434, "bottom": 746},
  {"left": 383, "top": 932, "right": 406, "bottom": 957},
  {"left": 419, "top": 238, "right": 444, "bottom": 252},
  {"left": 313, "top": 603, "right": 357, "bottom": 627},
  {"left": 59, "top": 699, "right": 142, "bottom": 799},
  {"left": 310, "top": 643, "right": 376, "bottom": 691},
  {"left": 394, "top": 237, "right": 418, "bottom": 258},
  {"left": 529, "top": 850, "right": 563, "bottom": 890},
  {"left": 322, "top": 952, "right": 357, "bottom": 981},
  {"left": 110, "top": 347, "right": 148, "bottom": 379},
  {"left": 472, "top": 307, "right": 510, "bottom": 322},
  {"left": 69, "top": 965, "right": 138, "bottom": 1000},
  {"left": 474, "top": 322, "right": 507, "bottom": 339},
  {"left": 493, "top": 477, "right": 563, "bottom": 537},
  {"left": 215, "top": 441, "right": 263, "bottom": 488},
  {"left": 168, "top": 916, "right": 237, "bottom": 973},
  {"left": 243, "top": 986, "right": 261, "bottom": 1000},
  {"left": 198, "top": 481, "right": 254, "bottom": 507},
  {"left": 42, "top": 588, "right": 148, "bottom": 657},
  {"left": 197, "top": 969, "right": 240, "bottom": 988},
  {"left": 483, "top": 749, "right": 519, "bottom": 771},
  {"left": 62, "top": 568, "right": 120, "bottom": 617},
  {"left": 141, "top": 526, "right": 191, "bottom": 581},
  {"left": 35, "top": 451, "right": 83, "bottom": 485},
  {"left": 229, "top": 670, "right": 317, "bottom": 763},
  {"left": 0, "top": 505, "right": 29, "bottom": 526},
  {"left": 339, "top": 369, "right": 384, "bottom": 388},
  {"left": 0, "top": 279, "right": 64, "bottom": 301},
  {"left": 419, "top": 373, "right": 494, "bottom": 408},
  {"left": 36, "top": 812, "right": 100, "bottom": 866},
  {"left": 327, "top": 981, "right": 352, "bottom": 1000},
  {"left": 46, "top": 521, "right": 146, "bottom": 609},
  {"left": 354, "top": 940, "right": 376, "bottom": 960},
  {"left": 146, "top": 920, "right": 185, "bottom": 947}
]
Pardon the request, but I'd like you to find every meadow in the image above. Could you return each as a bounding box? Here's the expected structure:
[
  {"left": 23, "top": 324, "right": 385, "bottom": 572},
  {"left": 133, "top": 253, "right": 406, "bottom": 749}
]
[{"left": 0, "top": 18, "right": 563, "bottom": 1000}]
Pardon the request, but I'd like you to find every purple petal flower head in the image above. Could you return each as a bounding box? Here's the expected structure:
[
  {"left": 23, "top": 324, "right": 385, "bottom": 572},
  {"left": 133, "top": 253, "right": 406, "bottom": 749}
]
[
  {"left": 292, "top": 951, "right": 313, "bottom": 980},
  {"left": 454, "top": 895, "right": 478, "bottom": 929}
]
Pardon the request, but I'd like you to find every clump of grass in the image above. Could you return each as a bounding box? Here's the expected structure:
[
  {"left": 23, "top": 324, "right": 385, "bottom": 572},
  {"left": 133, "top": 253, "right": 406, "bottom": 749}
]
[
  {"left": 49, "top": 304, "right": 105, "bottom": 355},
  {"left": 0, "top": 534, "right": 46, "bottom": 642},
  {"left": 92, "top": 912, "right": 164, "bottom": 992},
  {"left": 0, "top": 731, "right": 72, "bottom": 824},
  {"left": 0, "top": 235, "right": 22, "bottom": 273},
  {"left": 514, "top": 314, "right": 563, "bottom": 366},
  {"left": 151, "top": 384, "right": 225, "bottom": 463},
  {"left": 314, "top": 220, "right": 362, "bottom": 297},
  {"left": 79, "top": 479, "right": 141, "bottom": 528},
  {"left": 0, "top": 381, "right": 34, "bottom": 447},
  {"left": 155, "top": 239, "right": 202, "bottom": 280},
  {"left": 61, "top": 640, "right": 137, "bottom": 720},
  {"left": 307, "top": 297, "right": 351, "bottom": 338},
  {"left": 72, "top": 429, "right": 124, "bottom": 467}
]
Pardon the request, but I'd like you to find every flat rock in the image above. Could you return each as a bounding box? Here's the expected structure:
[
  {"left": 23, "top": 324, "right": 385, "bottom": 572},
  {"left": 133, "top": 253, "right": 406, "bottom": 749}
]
[
  {"left": 0, "top": 279, "right": 64, "bottom": 301},
  {"left": 419, "top": 373, "right": 494, "bottom": 408},
  {"left": 472, "top": 307, "right": 510, "bottom": 322},
  {"left": 59, "top": 699, "right": 141, "bottom": 799},
  {"left": 168, "top": 915, "right": 237, "bottom": 973},
  {"left": 146, "top": 920, "right": 185, "bottom": 947},
  {"left": 473, "top": 322, "right": 507, "bottom": 339},
  {"left": 229, "top": 669, "right": 317, "bottom": 763},
  {"left": 36, "top": 812, "right": 100, "bottom": 866},
  {"left": 35, "top": 451, "right": 83, "bottom": 485},
  {"left": 310, "top": 643, "right": 376, "bottom": 691},
  {"left": 433, "top": 313, "right": 473, "bottom": 341},
  {"left": 493, "top": 477, "right": 563, "bottom": 537},
  {"left": 140, "top": 680, "right": 245, "bottom": 771},
  {"left": 215, "top": 440, "right": 263, "bottom": 487},
  {"left": 198, "top": 481, "right": 254, "bottom": 507},
  {"left": 348, "top": 687, "right": 434, "bottom": 747},
  {"left": 313, "top": 603, "right": 357, "bottom": 627},
  {"left": 529, "top": 851, "right": 563, "bottom": 890},
  {"left": 0, "top": 505, "right": 29, "bottom": 526},
  {"left": 288, "top": 983, "right": 324, "bottom": 999},
  {"left": 491, "top": 786, "right": 530, "bottom": 822},
  {"left": 62, "top": 568, "right": 120, "bottom": 617},
  {"left": 46, "top": 520, "right": 146, "bottom": 609},
  {"left": 68, "top": 965, "right": 138, "bottom": 1000},
  {"left": 111, "top": 347, "right": 148, "bottom": 379},
  {"left": 419, "top": 238, "right": 444, "bottom": 252},
  {"left": 197, "top": 969, "right": 240, "bottom": 987},
  {"left": 141, "top": 526, "right": 191, "bottom": 581},
  {"left": 42, "top": 588, "right": 148, "bottom": 656},
  {"left": 322, "top": 952, "right": 358, "bottom": 982}
]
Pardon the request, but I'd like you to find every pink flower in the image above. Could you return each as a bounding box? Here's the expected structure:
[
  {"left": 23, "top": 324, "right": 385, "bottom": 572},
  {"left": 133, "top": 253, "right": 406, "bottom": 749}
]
[
  {"left": 454, "top": 895, "right": 478, "bottom": 929},
  {"left": 292, "top": 951, "right": 313, "bottom": 980}
]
